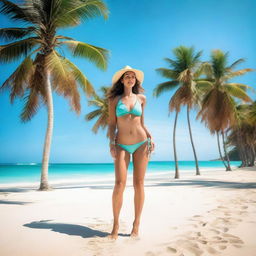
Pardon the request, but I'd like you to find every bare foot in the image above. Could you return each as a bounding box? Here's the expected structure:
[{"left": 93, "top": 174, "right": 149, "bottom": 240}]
[
  {"left": 130, "top": 222, "right": 139, "bottom": 237},
  {"left": 108, "top": 224, "right": 119, "bottom": 240}
]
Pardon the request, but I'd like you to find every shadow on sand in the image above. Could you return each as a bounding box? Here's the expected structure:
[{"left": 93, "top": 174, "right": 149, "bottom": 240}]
[
  {"left": 0, "top": 200, "right": 32, "bottom": 205},
  {"left": 24, "top": 220, "right": 129, "bottom": 238},
  {"left": 147, "top": 179, "right": 256, "bottom": 189}
]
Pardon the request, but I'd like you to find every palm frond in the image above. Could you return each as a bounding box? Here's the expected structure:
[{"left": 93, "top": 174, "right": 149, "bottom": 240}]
[
  {"left": 28, "top": 53, "right": 47, "bottom": 102},
  {"left": 178, "top": 69, "right": 191, "bottom": 83},
  {"left": 153, "top": 80, "right": 179, "bottom": 97},
  {"left": 194, "top": 80, "right": 213, "bottom": 93},
  {"left": 197, "top": 89, "right": 236, "bottom": 133},
  {"left": 0, "top": 27, "right": 36, "bottom": 41},
  {"left": 1, "top": 55, "right": 34, "bottom": 102},
  {"left": 62, "top": 40, "right": 108, "bottom": 70},
  {"left": 224, "top": 83, "right": 252, "bottom": 102},
  {"left": 169, "top": 84, "right": 193, "bottom": 111},
  {"left": 173, "top": 46, "right": 201, "bottom": 70},
  {"left": 226, "top": 83, "right": 255, "bottom": 93},
  {"left": 0, "top": 37, "right": 40, "bottom": 63},
  {"left": 227, "top": 58, "right": 245, "bottom": 70},
  {"left": 91, "top": 113, "right": 108, "bottom": 134},
  {"left": 155, "top": 68, "right": 179, "bottom": 79},
  {"left": 64, "top": 58, "right": 94, "bottom": 97},
  {"left": 46, "top": 50, "right": 81, "bottom": 113},
  {"left": 20, "top": 88, "right": 40, "bottom": 122},
  {"left": 0, "top": 0, "right": 40, "bottom": 24},
  {"left": 55, "top": 35, "right": 75, "bottom": 41},
  {"left": 211, "top": 49, "right": 228, "bottom": 79},
  {"left": 223, "top": 68, "right": 254, "bottom": 80},
  {"left": 55, "top": 0, "right": 109, "bottom": 28},
  {"left": 85, "top": 108, "right": 102, "bottom": 121},
  {"left": 194, "top": 62, "right": 213, "bottom": 78}
]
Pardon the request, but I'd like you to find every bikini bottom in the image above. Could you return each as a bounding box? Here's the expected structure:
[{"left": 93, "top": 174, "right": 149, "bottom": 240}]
[{"left": 117, "top": 138, "right": 151, "bottom": 154}]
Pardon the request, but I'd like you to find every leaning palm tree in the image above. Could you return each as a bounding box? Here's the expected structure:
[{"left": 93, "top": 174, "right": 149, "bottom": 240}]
[
  {"left": 197, "top": 50, "right": 253, "bottom": 170},
  {"left": 154, "top": 46, "right": 203, "bottom": 178},
  {"left": 0, "top": 0, "right": 109, "bottom": 190},
  {"left": 85, "top": 86, "right": 109, "bottom": 135}
]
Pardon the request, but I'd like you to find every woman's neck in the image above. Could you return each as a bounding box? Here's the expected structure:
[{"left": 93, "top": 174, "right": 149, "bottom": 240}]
[{"left": 123, "top": 87, "right": 134, "bottom": 97}]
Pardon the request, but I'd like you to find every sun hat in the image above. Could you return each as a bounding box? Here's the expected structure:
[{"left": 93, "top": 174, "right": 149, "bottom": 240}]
[{"left": 112, "top": 65, "right": 144, "bottom": 85}]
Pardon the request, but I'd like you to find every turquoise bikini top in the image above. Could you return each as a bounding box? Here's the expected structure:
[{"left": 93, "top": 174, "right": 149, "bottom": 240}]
[{"left": 116, "top": 95, "right": 142, "bottom": 117}]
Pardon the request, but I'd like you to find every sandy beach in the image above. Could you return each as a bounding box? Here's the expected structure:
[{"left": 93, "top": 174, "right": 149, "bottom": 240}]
[{"left": 0, "top": 167, "right": 256, "bottom": 256}]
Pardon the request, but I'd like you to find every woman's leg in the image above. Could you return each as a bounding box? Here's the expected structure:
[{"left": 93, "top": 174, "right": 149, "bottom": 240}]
[
  {"left": 109, "top": 146, "right": 130, "bottom": 239},
  {"left": 131, "top": 141, "right": 149, "bottom": 236}
]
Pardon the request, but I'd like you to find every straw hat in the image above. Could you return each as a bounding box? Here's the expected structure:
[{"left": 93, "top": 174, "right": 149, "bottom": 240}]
[{"left": 112, "top": 65, "right": 144, "bottom": 85}]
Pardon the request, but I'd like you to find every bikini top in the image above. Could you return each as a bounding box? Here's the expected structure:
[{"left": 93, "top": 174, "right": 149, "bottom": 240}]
[{"left": 116, "top": 94, "right": 142, "bottom": 117}]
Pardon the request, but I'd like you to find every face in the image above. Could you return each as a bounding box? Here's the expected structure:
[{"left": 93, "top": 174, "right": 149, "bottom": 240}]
[{"left": 121, "top": 71, "right": 136, "bottom": 88}]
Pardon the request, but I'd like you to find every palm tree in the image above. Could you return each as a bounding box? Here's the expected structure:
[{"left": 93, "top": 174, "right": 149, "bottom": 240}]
[
  {"left": 197, "top": 50, "right": 253, "bottom": 170},
  {"left": 154, "top": 46, "right": 203, "bottom": 178},
  {"left": 85, "top": 86, "right": 109, "bottom": 135},
  {"left": 0, "top": 0, "right": 109, "bottom": 190},
  {"left": 227, "top": 102, "right": 256, "bottom": 167}
]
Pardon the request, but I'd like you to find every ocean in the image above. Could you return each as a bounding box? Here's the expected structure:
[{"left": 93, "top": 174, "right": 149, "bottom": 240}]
[{"left": 0, "top": 161, "right": 241, "bottom": 185}]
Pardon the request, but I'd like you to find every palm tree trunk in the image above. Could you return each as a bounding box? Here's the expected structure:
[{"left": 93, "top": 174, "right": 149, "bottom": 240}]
[
  {"left": 251, "top": 145, "right": 256, "bottom": 166},
  {"left": 217, "top": 132, "right": 228, "bottom": 169},
  {"left": 173, "top": 111, "right": 179, "bottom": 179},
  {"left": 237, "top": 129, "right": 246, "bottom": 167},
  {"left": 221, "top": 131, "right": 231, "bottom": 171},
  {"left": 39, "top": 70, "right": 53, "bottom": 191},
  {"left": 187, "top": 106, "right": 200, "bottom": 175}
]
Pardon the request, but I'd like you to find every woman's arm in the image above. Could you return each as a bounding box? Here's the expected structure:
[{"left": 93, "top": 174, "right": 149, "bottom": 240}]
[
  {"left": 139, "top": 94, "right": 155, "bottom": 153},
  {"left": 108, "top": 97, "right": 118, "bottom": 160},
  {"left": 139, "top": 94, "right": 152, "bottom": 139}
]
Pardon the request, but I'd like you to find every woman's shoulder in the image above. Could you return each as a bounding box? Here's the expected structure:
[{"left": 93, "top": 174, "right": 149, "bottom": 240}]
[
  {"left": 108, "top": 95, "right": 120, "bottom": 105},
  {"left": 137, "top": 94, "right": 146, "bottom": 103}
]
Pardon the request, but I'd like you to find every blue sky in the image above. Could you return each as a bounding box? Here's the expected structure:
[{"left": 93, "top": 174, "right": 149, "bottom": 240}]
[{"left": 0, "top": 0, "right": 255, "bottom": 163}]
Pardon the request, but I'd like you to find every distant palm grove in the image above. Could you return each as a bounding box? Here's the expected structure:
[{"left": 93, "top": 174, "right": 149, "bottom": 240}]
[{"left": 1, "top": 1, "right": 255, "bottom": 189}]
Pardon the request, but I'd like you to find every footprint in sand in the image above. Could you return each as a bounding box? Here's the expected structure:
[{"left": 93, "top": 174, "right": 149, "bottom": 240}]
[
  {"left": 228, "top": 238, "right": 244, "bottom": 244},
  {"left": 222, "top": 233, "right": 240, "bottom": 239},
  {"left": 218, "top": 245, "right": 227, "bottom": 250},
  {"left": 212, "top": 236, "right": 222, "bottom": 241},
  {"left": 193, "top": 215, "right": 202, "bottom": 218},
  {"left": 145, "top": 251, "right": 156, "bottom": 256},
  {"left": 233, "top": 244, "right": 243, "bottom": 248},
  {"left": 210, "top": 225, "right": 229, "bottom": 232},
  {"left": 208, "top": 228, "right": 220, "bottom": 235},
  {"left": 198, "top": 239, "right": 207, "bottom": 245},
  {"left": 166, "top": 246, "right": 178, "bottom": 254},
  {"left": 205, "top": 246, "right": 219, "bottom": 254},
  {"left": 217, "top": 206, "right": 228, "bottom": 209}
]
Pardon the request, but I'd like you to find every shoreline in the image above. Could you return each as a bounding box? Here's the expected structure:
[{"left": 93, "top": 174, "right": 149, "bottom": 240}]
[{"left": 0, "top": 166, "right": 232, "bottom": 189}]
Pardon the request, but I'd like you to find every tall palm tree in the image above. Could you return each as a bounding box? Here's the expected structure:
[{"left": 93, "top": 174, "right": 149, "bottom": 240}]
[
  {"left": 197, "top": 50, "right": 253, "bottom": 170},
  {"left": 0, "top": 0, "right": 109, "bottom": 190},
  {"left": 154, "top": 46, "right": 203, "bottom": 178},
  {"left": 85, "top": 86, "right": 109, "bottom": 135}
]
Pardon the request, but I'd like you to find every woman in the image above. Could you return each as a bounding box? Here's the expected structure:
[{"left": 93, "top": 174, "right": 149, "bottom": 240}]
[{"left": 107, "top": 65, "right": 155, "bottom": 239}]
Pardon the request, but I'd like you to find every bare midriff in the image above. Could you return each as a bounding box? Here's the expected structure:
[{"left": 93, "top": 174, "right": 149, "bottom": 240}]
[{"left": 116, "top": 115, "right": 147, "bottom": 145}]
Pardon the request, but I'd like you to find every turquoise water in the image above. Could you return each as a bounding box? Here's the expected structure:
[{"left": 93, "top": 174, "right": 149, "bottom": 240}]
[{"left": 0, "top": 161, "right": 241, "bottom": 184}]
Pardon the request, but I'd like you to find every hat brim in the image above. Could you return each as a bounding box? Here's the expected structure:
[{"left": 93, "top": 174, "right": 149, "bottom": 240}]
[{"left": 112, "top": 67, "right": 144, "bottom": 85}]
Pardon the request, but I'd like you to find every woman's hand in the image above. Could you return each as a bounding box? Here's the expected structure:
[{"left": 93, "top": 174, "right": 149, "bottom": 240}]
[
  {"left": 110, "top": 144, "right": 116, "bottom": 160},
  {"left": 149, "top": 138, "right": 155, "bottom": 153}
]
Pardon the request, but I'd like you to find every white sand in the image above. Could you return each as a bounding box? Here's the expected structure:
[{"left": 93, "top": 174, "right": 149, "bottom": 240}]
[{"left": 0, "top": 167, "right": 256, "bottom": 256}]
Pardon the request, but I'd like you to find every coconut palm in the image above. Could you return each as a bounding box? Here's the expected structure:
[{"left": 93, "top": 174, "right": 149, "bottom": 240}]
[
  {"left": 154, "top": 46, "right": 203, "bottom": 178},
  {"left": 85, "top": 86, "right": 109, "bottom": 135},
  {"left": 227, "top": 102, "right": 256, "bottom": 167},
  {"left": 197, "top": 50, "right": 253, "bottom": 170},
  {"left": 0, "top": 0, "right": 109, "bottom": 190}
]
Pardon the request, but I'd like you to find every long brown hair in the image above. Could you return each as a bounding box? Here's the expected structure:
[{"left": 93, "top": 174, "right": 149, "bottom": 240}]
[{"left": 107, "top": 72, "right": 145, "bottom": 99}]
